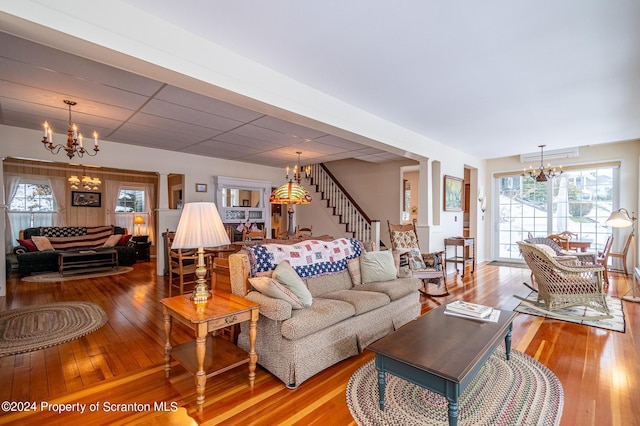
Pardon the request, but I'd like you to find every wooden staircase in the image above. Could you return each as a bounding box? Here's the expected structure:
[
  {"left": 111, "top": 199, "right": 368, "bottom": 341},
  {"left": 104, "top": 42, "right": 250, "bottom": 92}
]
[{"left": 307, "top": 163, "right": 380, "bottom": 246}]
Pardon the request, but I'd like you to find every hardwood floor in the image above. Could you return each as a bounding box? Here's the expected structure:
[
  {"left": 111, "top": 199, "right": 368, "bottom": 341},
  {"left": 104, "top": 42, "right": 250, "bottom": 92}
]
[{"left": 0, "top": 260, "right": 638, "bottom": 425}]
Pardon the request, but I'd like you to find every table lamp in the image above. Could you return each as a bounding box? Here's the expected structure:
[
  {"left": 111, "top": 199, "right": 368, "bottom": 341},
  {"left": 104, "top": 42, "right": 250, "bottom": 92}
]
[
  {"left": 133, "top": 215, "right": 145, "bottom": 236},
  {"left": 605, "top": 208, "right": 638, "bottom": 302},
  {"left": 171, "top": 202, "right": 231, "bottom": 303}
]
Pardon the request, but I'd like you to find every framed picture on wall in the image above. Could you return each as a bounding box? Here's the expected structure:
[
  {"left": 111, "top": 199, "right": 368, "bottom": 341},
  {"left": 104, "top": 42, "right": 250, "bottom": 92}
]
[
  {"left": 195, "top": 183, "right": 207, "bottom": 193},
  {"left": 444, "top": 175, "right": 463, "bottom": 212},
  {"left": 71, "top": 191, "right": 101, "bottom": 207}
]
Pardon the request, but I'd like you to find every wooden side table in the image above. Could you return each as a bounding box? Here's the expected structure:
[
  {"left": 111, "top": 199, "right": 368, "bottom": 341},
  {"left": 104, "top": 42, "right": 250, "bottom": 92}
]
[
  {"left": 161, "top": 291, "right": 259, "bottom": 410},
  {"left": 444, "top": 237, "right": 475, "bottom": 278}
]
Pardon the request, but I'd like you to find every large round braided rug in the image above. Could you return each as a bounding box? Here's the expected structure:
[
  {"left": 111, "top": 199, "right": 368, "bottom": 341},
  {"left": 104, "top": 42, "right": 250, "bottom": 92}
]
[
  {"left": 346, "top": 348, "right": 563, "bottom": 425},
  {"left": 0, "top": 302, "right": 108, "bottom": 357}
]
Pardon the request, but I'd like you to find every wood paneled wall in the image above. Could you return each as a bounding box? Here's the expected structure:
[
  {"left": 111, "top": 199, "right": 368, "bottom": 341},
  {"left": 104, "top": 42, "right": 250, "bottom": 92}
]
[{"left": 4, "top": 158, "right": 158, "bottom": 229}]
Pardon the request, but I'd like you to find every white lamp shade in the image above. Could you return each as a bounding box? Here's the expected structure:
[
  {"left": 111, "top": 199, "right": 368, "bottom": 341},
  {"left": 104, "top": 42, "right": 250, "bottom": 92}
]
[
  {"left": 171, "top": 202, "right": 230, "bottom": 249},
  {"left": 605, "top": 209, "right": 633, "bottom": 228}
]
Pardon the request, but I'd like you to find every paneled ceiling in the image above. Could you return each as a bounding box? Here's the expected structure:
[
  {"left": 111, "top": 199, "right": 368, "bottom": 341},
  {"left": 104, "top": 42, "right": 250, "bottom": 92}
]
[{"left": 1, "top": 1, "right": 639, "bottom": 166}]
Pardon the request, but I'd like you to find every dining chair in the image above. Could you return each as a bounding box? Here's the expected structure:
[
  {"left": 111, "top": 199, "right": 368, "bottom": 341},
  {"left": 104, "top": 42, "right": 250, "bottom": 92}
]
[
  {"left": 547, "top": 234, "right": 570, "bottom": 250},
  {"left": 610, "top": 232, "right": 632, "bottom": 275},
  {"left": 295, "top": 225, "right": 313, "bottom": 238},
  {"left": 242, "top": 228, "right": 266, "bottom": 241},
  {"left": 387, "top": 219, "right": 447, "bottom": 297},
  {"left": 596, "top": 235, "right": 614, "bottom": 285},
  {"left": 166, "top": 230, "right": 200, "bottom": 297},
  {"left": 558, "top": 231, "right": 578, "bottom": 241}
]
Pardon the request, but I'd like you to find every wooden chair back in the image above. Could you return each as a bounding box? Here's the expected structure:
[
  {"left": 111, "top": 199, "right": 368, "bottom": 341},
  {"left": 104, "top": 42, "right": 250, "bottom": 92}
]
[
  {"left": 558, "top": 231, "right": 578, "bottom": 241},
  {"left": 211, "top": 257, "right": 231, "bottom": 293},
  {"left": 242, "top": 228, "right": 266, "bottom": 241},
  {"left": 610, "top": 232, "right": 633, "bottom": 275},
  {"left": 597, "top": 235, "right": 614, "bottom": 284},
  {"left": 165, "top": 230, "right": 199, "bottom": 297},
  {"left": 387, "top": 219, "right": 420, "bottom": 250},
  {"left": 295, "top": 225, "right": 313, "bottom": 238},
  {"left": 547, "top": 234, "right": 570, "bottom": 250}
]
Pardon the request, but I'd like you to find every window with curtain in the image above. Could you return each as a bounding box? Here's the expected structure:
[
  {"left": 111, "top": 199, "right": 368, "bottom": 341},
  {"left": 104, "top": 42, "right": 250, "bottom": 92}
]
[
  {"left": 8, "top": 180, "right": 56, "bottom": 245},
  {"left": 496, "top": 164, "right": 617, "bottom": 260},
  {"left": 115, "top": 187, "right": 150, "bottom": 236}
]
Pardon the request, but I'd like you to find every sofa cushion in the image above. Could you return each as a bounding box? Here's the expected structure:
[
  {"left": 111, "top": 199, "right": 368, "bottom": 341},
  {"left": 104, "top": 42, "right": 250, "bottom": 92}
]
[
  {"left": 102, "top": 234, "right": 122, "bottom": 248},
  {"left": 31, "top": 236, "right": 54, "bottom": 251},
  {"left": 319, "top": 290, "right": 390, "bottom": 315},
  {"left": 118, "top": 234, "right": 132, "bottom": 246},
  {"left": 280, "top": 298, "right": 355, "bottom": 340},
  {"left": 347, "top": 257, "right": 361, "bottom": 286},
  {"left": 392, "top": 250, "right": 412, "bottom": 278},
  {"left": 273, "top": 260, "right": 313, "bottom": 307},
  {"left": 244, "top": 290, "right": 293, "bottom": 321},
  {"left": 305, "top": 270, "right": 353, "bottom": 297},
  {"left": 249, "top": 276, "right": 304, "bottom": 309},
  {"left": 353, "top": 277, "right": 422, "bottom": 301},
  {"left": 16, "top": 238, "right": 38, "bottom": 252},
  {"left": 359, "top": 251, "right": 397, "bottom": 283}
]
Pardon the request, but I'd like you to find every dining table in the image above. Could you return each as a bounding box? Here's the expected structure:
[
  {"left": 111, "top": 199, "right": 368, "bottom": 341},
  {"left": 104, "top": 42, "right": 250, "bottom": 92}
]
[{"left": 566, "top": 240, "right": 591, "bottom": 252}]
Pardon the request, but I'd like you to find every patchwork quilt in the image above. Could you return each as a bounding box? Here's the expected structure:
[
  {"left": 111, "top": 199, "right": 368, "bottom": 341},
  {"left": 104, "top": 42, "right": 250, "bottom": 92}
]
[{"left": 246, "top": 238, "right": 363, "bottom": 278}]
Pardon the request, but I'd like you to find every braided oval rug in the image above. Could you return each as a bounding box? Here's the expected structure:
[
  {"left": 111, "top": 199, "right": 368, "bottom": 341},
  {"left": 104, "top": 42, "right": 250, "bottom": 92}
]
[
  {"left": 0, "top": 302, "right": 108, "bottom": 357},
  {"left": 346, "top": 348, "right": 563, "bottom": 425}
]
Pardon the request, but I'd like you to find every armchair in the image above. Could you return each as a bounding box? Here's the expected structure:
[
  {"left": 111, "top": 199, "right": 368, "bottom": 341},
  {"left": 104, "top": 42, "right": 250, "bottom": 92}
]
[
  {"left": 516, "top": 241, "right": 611, "bottom": 320},
  {"left": 387, "top": 219, "right": 447, "bottom": 297}
]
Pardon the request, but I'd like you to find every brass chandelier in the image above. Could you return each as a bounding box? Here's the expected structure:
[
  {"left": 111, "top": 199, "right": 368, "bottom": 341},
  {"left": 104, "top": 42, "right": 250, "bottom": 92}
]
[
  {"left": 42, "top": 100, "right": 100, "bottom": 159},
  {"left": 523, "top": 145, "right": 563, "bottom": 182}
]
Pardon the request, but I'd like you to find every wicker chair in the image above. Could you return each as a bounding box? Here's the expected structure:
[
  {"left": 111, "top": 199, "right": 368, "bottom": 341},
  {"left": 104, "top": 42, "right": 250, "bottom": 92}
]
[
  {"left": 387, "top": 219, "right": 447, "bottom": 297},
  {"left": 516, "top": 241, "right": 611, "bottom": 320},
  {"left": 524, "top": 237, "right": 596, "bottom": 264}
]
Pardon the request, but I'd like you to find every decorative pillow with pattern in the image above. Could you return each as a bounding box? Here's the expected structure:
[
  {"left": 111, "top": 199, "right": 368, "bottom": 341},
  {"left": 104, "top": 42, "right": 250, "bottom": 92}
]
[
  {"left": 407, "top": 248, "right": 427, "bottom": 270},
  {"left": 390, "top": 230, "right": 419, "bottom": 250},
  {"left": 249, "top": 276, "right": 304, "bottom": 309}
]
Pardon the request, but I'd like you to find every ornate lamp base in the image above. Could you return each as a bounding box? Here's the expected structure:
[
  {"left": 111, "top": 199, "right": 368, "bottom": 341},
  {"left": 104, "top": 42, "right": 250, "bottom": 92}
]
[{"left": 190, "top": 247, "right": 212, "bottom": 303}]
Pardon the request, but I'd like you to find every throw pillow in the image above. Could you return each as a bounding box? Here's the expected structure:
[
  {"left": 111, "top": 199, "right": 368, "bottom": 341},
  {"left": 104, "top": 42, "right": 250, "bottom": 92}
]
[
  {"left": 248, "top": 276, "right": 304, "bottom": 309},
  {"left": 17, "top": 238, "right": 38, "bottom": 252},
  {"left": 103, "top": 234, "right": 123, "bottom": 248},
  {"left": 347, "top": 257, "right": 362, "bottom": 286},
  {"left": 534, "top": 244, "right": 557, "bottom": 257},
  {"left": 117, "top": 234, "right": 132, "bottom": 246},
  {"left": 392, "top": 249, "right": 412, "bottom": 278},
  {"left": 31, "top": 236, "right": 54, "bottom": 251},
  {"left": 273, "top": 260, "right": 313, "bottom": 307},
  {"left": 407, "top": 248, "right": 427, "bottom": 270},
  {"left": 359, "top": 250, "right": 397, "bottom": 283}
]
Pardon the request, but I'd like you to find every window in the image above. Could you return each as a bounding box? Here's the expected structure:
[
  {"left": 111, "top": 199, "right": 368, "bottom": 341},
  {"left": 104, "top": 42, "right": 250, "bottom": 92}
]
[
  {"left": 496, "top": 165, "right": 617, "bottom": 260},
  {"left": 115, "top": 187, "right": 148, "bottom": 235},
  {"left": 8, "top": 181, "right": 57, "bottom": 246},
  {"left": 10, "top": 182, "right": 55, "bottom": 212},
  {"left": 117, "top": 188, "right": 146, "bottom": 212}
]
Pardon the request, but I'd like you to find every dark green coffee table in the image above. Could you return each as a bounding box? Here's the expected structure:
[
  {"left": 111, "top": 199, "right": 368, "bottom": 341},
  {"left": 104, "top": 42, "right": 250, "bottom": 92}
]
[{"left": 368, "top": 304, "right": 516, "bottom": 426}]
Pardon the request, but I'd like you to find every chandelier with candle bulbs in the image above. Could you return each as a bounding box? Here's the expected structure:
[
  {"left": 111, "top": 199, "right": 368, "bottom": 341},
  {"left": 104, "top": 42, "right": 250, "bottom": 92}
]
[
  {"left": 523, "top": 145, "right": 563, "bottom": 182},
  {"left": 286, "top": 151, "right": 311, "bottom": 184},
  {"left": 42, "top": 100, "right": 100, "bottom": 159}
]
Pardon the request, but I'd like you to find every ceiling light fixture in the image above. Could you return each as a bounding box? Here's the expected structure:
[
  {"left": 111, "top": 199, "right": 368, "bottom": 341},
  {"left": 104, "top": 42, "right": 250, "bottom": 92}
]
[
  {"left": 523, "top": 145, "right": 563, "bottom": 182},
  {"left": 286, "top": 151, "right": 311, "bottom": 184},
  {"left": 42, "top": 100, "right": 100, "bottom": 159}
]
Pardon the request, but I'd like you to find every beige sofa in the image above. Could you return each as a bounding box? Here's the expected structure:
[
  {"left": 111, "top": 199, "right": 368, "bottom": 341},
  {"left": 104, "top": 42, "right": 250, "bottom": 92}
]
[{"left": 228, "top": 238, "right": 421, "bottom": 388}]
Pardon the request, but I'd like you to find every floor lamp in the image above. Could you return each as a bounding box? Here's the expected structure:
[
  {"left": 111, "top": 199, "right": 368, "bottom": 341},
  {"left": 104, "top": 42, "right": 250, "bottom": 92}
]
[
  {"left": 606, "top": 208, "right": 638, "bottom": 302},
  {"left": 171, "top": 202, "right": 230, "bottom": 303}
]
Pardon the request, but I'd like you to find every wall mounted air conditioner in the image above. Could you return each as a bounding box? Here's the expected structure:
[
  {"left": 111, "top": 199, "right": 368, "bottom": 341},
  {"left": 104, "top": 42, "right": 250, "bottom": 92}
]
[{"left": 520, "top": 147, "right": 579, "bottom": 163}]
